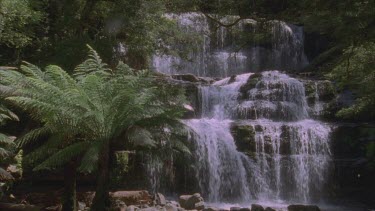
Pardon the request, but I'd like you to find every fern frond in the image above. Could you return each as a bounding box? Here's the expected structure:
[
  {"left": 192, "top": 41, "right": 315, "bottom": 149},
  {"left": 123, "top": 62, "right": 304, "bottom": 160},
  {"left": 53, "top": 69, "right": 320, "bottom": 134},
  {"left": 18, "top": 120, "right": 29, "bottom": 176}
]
[
  {"left": 44, "top": 65, "right": 77, "bottom": 90},
  {"left": 171, "top": 139, "right": 191, "bottom": 156},
  {"left": 78, "top": 140, "right": 103, "bottom": 173},
  {"left": 16, "top": 127, "right": 50, "bottom": 148},
  {"left": 34, "top": 141, "right": 89, "bottom": 171},
  {"left": 20, "top": 62, "right": 45, "bottom": 80},
  {"left": 127, "top": 126, "right": 155, "bottom": 148},
  {"left": 74, "top": 45, "right": 112, "bottom": 78}
]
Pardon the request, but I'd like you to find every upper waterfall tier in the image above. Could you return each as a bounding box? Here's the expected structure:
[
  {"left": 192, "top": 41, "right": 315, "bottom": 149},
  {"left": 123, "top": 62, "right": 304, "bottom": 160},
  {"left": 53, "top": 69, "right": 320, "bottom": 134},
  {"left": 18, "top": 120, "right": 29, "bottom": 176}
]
[{"left": 152, "top": 12, "right": 308, "bottom": 77}]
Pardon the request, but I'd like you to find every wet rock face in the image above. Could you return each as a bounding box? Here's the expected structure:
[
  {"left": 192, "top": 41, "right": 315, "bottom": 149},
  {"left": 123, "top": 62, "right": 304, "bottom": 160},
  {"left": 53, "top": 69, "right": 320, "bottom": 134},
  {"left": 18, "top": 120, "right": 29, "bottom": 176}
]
[
  {"left": 230, "top": 123, "right": 256, "bottom": 154},
  {"left": 179, "top": 193, "right": 204, "bottom": 210},
  {"left": 230, "top": 122, "right": 293, "bottom": 156},
  {"left": 239, "top": 73, "right": 262, "bottom": 100},
  {"left": 251, "top": 204, "right": 264, "bottom": 211},
  {"left": 302, "top": 79, "right": 337, "bottom": 119}
]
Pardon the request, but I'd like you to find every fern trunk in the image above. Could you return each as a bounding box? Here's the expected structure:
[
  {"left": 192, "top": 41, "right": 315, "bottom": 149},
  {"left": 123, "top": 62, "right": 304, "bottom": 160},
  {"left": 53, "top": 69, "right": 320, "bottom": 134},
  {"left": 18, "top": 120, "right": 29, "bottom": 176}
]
[
  {"left": 91, "top": 142, "right": 110, "bottom": 211},
  {"left": 62, "top": 162, "right": 77, "bottom": 211}
]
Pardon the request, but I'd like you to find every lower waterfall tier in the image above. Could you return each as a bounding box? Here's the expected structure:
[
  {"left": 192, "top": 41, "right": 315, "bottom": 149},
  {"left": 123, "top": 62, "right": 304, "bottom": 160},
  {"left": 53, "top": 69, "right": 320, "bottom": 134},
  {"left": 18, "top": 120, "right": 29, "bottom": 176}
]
[{"left": 186, "top": 118, "right": 332, "bottom": 203}]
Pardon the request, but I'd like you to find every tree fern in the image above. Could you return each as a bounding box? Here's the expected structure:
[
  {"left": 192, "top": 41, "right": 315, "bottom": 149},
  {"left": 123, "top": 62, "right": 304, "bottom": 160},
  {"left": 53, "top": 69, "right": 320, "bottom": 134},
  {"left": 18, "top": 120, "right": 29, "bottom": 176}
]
[{"left": 0, "top": 45, "right": 188, "bottom": 210}]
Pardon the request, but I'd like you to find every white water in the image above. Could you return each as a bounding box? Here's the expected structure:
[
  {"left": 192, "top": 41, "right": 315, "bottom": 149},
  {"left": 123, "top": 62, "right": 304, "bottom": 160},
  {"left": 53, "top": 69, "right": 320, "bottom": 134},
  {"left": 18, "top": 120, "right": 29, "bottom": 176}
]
[
  {"left": 149, "top": 12, "right": 332, "bottom": 208},
  {"left": 186, "top": 72, "right": 332, "bottom": 204},
  {"left": 152, "top": 13, "right": 308, "bottom": 77}
]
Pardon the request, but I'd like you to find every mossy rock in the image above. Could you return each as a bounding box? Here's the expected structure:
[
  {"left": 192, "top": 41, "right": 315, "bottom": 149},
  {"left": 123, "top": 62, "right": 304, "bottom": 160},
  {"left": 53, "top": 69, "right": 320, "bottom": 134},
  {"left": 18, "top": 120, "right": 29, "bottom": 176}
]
[
  {"left": 239, "top": 73, "right": 262, "bottom": 99},
  {"left": 230, "top": 123, "right": 256, "bottom": 153}
]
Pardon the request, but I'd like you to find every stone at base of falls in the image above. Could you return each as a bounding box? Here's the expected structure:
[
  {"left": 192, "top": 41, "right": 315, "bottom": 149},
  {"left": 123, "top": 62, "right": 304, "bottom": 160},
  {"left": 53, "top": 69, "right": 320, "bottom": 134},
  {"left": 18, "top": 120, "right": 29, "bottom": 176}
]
[
  {"left": 230, "top": 207, "right": 241, "bottom": 211},
  {"left": 264, "top": 207, "right": 275, "bottom": 211},
  {"left": 179, "top": 193, "right": 204, "bottom": 210},
  {"left": 0, "top": 202, "right": 41, "bottom": 211},
  {"left": 251, "top": 204, "right": 264, "bottom": 211},
  {"left": 166, "top": 203, "right": 179, "bottom": 211},
  {"left": 110, "top": 190, "right": 152, "bottom": 206},
  {"left": 154, "top": 193, "right": 167, "bottom": 206},
  {"left": 203, "top": 207, "right": 220, "bottom": 211},
  {"left": 287, "top": 205, "right": 320, "bottom": 211}
]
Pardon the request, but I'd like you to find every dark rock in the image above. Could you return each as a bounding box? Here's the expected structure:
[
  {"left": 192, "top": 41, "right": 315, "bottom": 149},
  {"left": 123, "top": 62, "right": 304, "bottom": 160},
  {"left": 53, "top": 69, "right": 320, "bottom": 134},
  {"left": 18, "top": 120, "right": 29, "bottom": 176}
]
[
  {"left": 228, "top": 75, "right": 237, "bottom": 83},
  {"left": 166, "top": 204, "right": 179, "bottom": 211},
  {"left": 239, "top": 208, "right": 251, "bottom": 211},
  {"left": 0, "top": 202, "right": 42, "bottom": 211},
  {"left": 195, "top": 201, "right": 205, "bottom": 210},
  {"left": 230, "top": 123, "right": 256, "bottom": 153},
  {"left": 287, "top": 204, "right": 320, "bottom": 211},
  {"left": 182, "top": 104, "right": 196, "bottom": 119},
  {"left": 265, "top": 208, "right": 275, "bottom": 211},
  {"left": 172, "top": 74, "right": 201, "bottom": 83},
  {"left": 204, "top": 207, "right": 219, "bottom": 211},
  {"left": 239, "top": 73, "right": 262, "bottom": 99},
  {"left": 78, "top": 201, "right": 87, "bottom": 210},
  {"left": 230, "top": 207, "right": 241, "bottom": 211},
  {"left": 111, "top": 191, "right": 152, "bottom": 206},
  {"left": 155, "top": 193, "right": 166, "bottom": 206},
  {"left": 179, "top": 193, "right": 204, "bottom": 210},
  {"left": 126, "top": 205, "right": 139, "bottom": 211},
  {"left": 251, "top": 204, "right": 264, "bottom": 211}
]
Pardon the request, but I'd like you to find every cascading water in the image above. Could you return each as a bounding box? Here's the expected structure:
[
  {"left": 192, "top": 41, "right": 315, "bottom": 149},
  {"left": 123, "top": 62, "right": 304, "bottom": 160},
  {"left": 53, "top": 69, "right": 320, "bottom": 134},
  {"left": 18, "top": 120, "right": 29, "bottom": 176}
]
[
  {"left": 152, "top": 13, "right": 308, "bottom": 77},
  {"left": 185, "top": 71, "right": 332, "bottom": 204},
  {"left": 149, "top": 12, "right": 333, "bottom": 207}
]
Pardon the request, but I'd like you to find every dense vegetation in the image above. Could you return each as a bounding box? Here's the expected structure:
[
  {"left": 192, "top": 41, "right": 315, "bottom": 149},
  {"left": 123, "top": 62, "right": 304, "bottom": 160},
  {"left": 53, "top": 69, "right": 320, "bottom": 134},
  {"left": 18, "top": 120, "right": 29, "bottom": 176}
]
[{"left": 0, "top": 0, "right": 374, "bottom": 210}]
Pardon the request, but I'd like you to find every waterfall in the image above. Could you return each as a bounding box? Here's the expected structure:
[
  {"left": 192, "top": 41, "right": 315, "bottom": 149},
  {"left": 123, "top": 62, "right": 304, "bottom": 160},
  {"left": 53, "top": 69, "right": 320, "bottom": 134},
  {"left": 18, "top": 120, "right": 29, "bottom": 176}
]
[
  {"left": 152, "top": 13, "right": 308, "bottom": 77},
  {"left": 186, "top": 71, "right": 332, "bottom": 204},
  {"left": 150, "top": 12, "right": 332, "bottom": 206}
]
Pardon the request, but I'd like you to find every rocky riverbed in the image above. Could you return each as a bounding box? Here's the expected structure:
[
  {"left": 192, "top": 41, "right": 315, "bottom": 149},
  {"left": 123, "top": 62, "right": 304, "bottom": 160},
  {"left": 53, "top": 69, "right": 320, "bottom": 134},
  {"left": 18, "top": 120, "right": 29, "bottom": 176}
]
[{"left": 0, "top": 190, "right": 324, "bottom": 211}]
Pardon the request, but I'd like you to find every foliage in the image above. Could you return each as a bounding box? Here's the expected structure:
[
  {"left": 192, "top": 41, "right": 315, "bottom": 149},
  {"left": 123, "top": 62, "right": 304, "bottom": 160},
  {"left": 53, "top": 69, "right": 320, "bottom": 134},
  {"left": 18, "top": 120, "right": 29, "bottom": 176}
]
[
  {"left": 0, "top": 0, "right": 42, "bottom": 49},
  {"left": 0, "top": 95, "right": 19, "bottom": 180},
  {"left": 0, "top": 45, "right": 187, "bottom": 209},
  {"left": 0, "top": 45, "right": 185, "bottom": 171},
  {"left": 328, "top": 42, "right": 375, "bottom": 120}
]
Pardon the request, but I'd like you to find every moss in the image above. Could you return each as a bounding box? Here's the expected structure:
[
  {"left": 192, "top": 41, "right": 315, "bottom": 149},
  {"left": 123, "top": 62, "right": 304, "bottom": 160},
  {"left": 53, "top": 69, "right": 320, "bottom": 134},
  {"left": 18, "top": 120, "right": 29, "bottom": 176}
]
[
  {"left": 231, "top": 124, "right": 256, "bottom": 153},
  {"left": 110, "top": 151, "right": 129, "bottom": 187},
  {"left": 239, "top": 73, "right": 262, "bottom": 99}
]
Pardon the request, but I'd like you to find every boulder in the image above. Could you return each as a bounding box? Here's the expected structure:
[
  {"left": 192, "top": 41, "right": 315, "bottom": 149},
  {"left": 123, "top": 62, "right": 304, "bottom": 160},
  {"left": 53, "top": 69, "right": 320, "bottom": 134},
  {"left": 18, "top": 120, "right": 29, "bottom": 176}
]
[
  {"left": 264, "top": 208, "right": 275, "bottom": 211},
  {"left": 0, "top": 202, "right": 41, "bottom": 211},
  {"left": 166, "top": 204, "right": 179, "bottom": 211},
  {"left": 111, "top": 200, "right": 127, "bottom": 211},
  {"left": 154, "top": 193, "right": 166, "bottom": 206},
  {"left": 139, "top": 207, "right": 160, "bottom": 211},
  {"left": 183, "top": 104, "right": 196, "bottom": 119},
  {"left": 287, "top": 205, "right": 320, "bottom": 211},
  {"left": 239, "top": 208, "right": 251, "bottom": 211},
  {"left": 77, "top": 191, "right": 95, "bottom": 207},
  {"left": 251, "top": 204, "right": 264, "bottom": 211},
  {"left": 179, "top": 193, "right": 204, "bottom": 210},
  {"left": 78, "top": 201, "right": 87, "bottom": 211},
  {"left": 230, "top": 207, "right": 241, "bottom": 211},
  {"left": 203, "top": 207, "right": 219, "bottom": 211},
  {"left": 111, "top": 191, "right": 152, "bottom": 206},
  {"left": 126, "top": 205, "right": 139, "bottom": 211}
]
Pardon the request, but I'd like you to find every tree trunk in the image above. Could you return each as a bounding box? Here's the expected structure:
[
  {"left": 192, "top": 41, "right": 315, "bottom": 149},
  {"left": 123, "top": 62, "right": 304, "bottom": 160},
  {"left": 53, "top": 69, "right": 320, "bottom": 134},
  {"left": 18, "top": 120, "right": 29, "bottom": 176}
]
[
  {"left": 62, "top": 162, "right": 77, "bottom": 211},
  {"left": 91, "top": 143, "right": 110, "bottom": 211}
]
